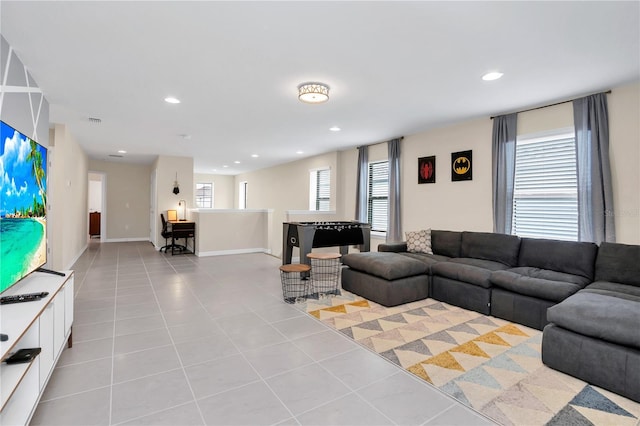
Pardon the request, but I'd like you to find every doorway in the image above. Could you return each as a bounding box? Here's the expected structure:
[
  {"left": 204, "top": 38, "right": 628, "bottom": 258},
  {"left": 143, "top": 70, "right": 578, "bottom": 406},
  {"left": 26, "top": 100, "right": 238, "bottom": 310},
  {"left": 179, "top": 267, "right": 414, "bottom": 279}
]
[{"left": 88, "top": 172, "right": 106, "bottom": 242}]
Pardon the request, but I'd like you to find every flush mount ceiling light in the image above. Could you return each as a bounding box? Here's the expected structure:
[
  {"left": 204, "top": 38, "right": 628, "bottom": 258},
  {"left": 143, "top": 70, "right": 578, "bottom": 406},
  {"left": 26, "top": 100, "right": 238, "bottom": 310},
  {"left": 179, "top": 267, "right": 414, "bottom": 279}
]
[
  {"left": 164, "top": 96, "right": 181, "bottom": 104},
  {"left": 298, "top": 82, "right": 330, "bottom": 104},
  {"left": 329, "top": 126, "right": 341, "bottom": 132},
  {"left": 482, "top": 71, "right": 504, "bottom": 81}
]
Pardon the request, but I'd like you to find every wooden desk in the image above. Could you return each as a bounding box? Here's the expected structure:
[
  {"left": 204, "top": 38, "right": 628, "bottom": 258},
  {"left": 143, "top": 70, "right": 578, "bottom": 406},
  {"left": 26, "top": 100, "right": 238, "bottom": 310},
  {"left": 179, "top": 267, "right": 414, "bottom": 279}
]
[{"left": 168, "top": 220, "right": 196, "bottom": 255}]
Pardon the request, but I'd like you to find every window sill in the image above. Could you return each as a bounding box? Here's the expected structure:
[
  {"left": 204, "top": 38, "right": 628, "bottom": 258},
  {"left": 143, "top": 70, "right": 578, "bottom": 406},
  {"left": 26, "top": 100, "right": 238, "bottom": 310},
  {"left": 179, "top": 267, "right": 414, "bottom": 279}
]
[{"left": 371, "top": 231, "right": 387, "bottom": 239}]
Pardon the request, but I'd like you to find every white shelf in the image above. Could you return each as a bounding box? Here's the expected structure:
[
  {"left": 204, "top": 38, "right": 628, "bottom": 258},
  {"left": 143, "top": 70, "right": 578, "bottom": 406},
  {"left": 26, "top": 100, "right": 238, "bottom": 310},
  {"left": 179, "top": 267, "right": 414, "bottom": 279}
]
[{"left": 0, "top": 270, "right": 74, "bottom": 425}]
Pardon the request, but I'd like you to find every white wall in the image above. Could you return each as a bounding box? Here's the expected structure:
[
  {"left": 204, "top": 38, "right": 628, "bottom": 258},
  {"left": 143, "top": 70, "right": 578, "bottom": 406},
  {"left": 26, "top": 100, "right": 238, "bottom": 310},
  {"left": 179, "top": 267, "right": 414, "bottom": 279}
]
[
  {"left": 234, "top": 151, "right": 341, "bottom": 257},
  {"left": 49, "top": 124, "right": 89, "bottom": 269},
  {"left": 88, "top": 175, "right": 102, "bottom": 212},
  {"left": 608, "top": 83, "right": 640, "bottom": 244},
  {"left": 193, "top": 210, "right": 271, "bottom": 255},
  {"left": 88, "top": 159, "right": 151, "bottom": 241},
  {"left": 193, "top": 173, "right": 234, "bottom": 209},
  {"left": 341, "top": 82, "right": 640, "bottom": 245}
]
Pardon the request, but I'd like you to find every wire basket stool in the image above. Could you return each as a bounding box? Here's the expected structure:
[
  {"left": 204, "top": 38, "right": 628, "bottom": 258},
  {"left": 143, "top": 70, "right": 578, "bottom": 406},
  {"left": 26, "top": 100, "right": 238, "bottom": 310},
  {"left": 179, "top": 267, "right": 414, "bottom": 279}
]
[
  {"left": 279, "top": 263, "right": 311, "bottom": 304},
  {"left": 307, "top": 253, "right": 342, "bottom": 299}
]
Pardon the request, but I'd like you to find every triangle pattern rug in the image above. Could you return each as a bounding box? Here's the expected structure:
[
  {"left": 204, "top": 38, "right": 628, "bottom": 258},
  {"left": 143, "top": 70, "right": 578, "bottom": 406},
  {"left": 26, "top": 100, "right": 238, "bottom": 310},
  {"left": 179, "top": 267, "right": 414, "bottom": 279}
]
[{"left": 306, "top": 292, "right": 640, "bottom": 426}]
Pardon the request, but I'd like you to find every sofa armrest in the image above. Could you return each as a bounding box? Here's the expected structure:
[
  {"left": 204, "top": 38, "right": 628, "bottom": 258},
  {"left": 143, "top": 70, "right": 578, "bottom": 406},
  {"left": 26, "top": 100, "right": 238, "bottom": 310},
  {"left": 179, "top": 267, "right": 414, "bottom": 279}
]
[{"left": 378, "top": 242, "right": 407, "bottom": 252}]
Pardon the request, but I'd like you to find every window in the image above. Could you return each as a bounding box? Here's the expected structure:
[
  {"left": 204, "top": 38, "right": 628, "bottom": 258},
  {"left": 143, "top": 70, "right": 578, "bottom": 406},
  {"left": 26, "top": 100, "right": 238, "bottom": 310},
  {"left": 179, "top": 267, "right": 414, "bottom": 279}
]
[
  {"left": 239, "top": 181, "right": 248, "bottom": 209},
  {"left": 368, "top": 160, "right": 389, "bottom": 232},
  {"left": 309, "top": 168, "right": 330, "bottom": 211},
  {"left": 512, "top": 129, "right": 578, "bottom": 241},
  {"left": 195, "top": 183, "right": 213, "bottom": 208}
]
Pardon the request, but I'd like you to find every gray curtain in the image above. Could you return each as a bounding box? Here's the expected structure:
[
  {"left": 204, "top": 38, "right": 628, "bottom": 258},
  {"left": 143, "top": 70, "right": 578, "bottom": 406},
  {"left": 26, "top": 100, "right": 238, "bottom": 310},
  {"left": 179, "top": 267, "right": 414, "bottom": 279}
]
[
  {"left": 355, "top": 146, "right": 368, "bottom": 223},
  {"left": 573, "top": 93, "right": 615, "bottom": 243},
  {"left": 387, "top": 138, "right": 402, "bottom": 242},
  {"left": 492, "top": 113, "right": 518, "bottom": 234}
]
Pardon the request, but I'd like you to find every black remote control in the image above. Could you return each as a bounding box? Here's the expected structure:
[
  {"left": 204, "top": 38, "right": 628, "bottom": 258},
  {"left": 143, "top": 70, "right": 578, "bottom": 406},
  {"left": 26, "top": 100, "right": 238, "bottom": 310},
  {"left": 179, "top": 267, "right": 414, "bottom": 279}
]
[
  {"left": 0, "top": 292, "right": 49, "bottom": 305},
  {"left": 4, "top": 348, "right": 41, "bottom": 364}
]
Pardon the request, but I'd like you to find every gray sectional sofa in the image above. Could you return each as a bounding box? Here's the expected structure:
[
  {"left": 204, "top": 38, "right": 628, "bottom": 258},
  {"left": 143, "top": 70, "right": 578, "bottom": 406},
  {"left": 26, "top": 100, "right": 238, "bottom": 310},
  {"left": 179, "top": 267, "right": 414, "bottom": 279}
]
[
  {"left": 542, "top": 242, "right": 640, "bottom": 403},
  {"left": 340, "top": 230, "right": 640, "bottom": 402}
]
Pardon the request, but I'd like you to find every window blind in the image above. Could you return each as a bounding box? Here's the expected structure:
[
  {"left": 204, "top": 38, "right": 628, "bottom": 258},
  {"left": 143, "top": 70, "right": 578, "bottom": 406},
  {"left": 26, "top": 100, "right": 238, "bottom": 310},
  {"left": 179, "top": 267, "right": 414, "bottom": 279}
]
[
  {"left": 315, "top": 169, "right": 330, "bottom": 211},
  {"left": 368, "top": 161, "right": 389, "bottom": 232},
  {"left": 512, "top": 135, "right": 578, "bottom": 241}
]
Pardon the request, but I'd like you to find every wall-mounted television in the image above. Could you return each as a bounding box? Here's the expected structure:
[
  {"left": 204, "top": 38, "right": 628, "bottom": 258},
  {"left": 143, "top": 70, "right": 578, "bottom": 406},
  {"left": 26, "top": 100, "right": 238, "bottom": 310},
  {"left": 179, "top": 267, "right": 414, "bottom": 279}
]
[{"left": 0, "top": 121, "right": 48, "bottom": 294}]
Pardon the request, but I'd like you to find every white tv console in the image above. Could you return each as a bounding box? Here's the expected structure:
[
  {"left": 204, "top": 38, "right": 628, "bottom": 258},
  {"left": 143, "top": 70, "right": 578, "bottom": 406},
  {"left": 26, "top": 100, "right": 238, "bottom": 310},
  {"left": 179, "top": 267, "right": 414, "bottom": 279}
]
[{"left": 0, "top": 271, "right": 74, "bottom": 426}]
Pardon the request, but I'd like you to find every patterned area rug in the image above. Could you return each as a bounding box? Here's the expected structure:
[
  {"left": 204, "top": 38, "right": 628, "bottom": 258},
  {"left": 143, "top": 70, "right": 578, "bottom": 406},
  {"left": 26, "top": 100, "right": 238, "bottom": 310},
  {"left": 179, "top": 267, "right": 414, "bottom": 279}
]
[{"left": 305, "top": 292, "right": 640, "bottom": 426}]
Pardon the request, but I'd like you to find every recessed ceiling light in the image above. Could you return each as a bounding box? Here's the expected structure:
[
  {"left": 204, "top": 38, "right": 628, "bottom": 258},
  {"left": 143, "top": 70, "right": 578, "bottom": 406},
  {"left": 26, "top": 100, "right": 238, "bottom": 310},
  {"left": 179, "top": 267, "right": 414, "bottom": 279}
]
[
  {"left": 482, "top": 72, "right": 504, "bottom": 81},
  {"left": 223, "top": 165, "right": 228, "bottom": 168},
  {"left": 296, "top": 151, "right": 304, "bottom": 155},
  {"left": 164, "top": 96, "right": 181, "bottom": 104},
  {"left": 251, "top": 154, "right": 259, "bottom": 158},
  {"left": 117, "top": 150, "right": 127, "bottom": 154},
  {"left": 329, "top": 126, "right": 341, "bottom": 132},
  {"left": 234, "top": 161, "right": 241, "bottom": 164}
]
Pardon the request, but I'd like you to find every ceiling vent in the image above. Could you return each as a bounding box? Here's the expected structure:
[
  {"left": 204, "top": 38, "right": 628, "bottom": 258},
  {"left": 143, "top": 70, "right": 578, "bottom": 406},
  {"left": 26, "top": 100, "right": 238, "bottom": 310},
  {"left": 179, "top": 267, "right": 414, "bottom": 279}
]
[{"left": 88, "top": 117, "right": 102, "bottom": 124}]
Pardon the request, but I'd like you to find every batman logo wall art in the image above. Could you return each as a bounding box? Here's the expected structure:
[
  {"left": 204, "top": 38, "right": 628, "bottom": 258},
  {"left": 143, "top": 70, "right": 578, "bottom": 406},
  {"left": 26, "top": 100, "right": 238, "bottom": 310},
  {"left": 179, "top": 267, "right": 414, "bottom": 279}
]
[{"left": 451, "top": 150, "right": 472, "bottom": 181}]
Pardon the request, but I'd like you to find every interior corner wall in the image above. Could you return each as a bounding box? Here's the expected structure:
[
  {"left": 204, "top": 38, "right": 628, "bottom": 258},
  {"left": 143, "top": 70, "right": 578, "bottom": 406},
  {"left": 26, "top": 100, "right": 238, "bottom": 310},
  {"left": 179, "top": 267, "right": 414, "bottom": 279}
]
[
  {"left": 48, "top": 124, "right": 89, "bottom": 270},
  {"left": 233, "top": 151, "right": 340, "bottom": 257},
  {"left": 153, "top": 155, "right": 194, "bottom": 247},
  {"left": 88, "top": 159, "right": 151, "bottom": 241},
  {"left": 193, "top": 173, "right": 234, "bottom": 209}
]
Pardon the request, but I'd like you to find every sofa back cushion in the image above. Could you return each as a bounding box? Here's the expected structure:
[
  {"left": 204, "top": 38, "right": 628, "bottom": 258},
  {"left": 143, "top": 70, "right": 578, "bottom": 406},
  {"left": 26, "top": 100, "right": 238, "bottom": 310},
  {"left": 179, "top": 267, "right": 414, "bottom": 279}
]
[
  {"left": 595, "top": 242, "right": 640, "bottom": 286},
  {"left": 460, "top": 232, "right": 521, "bottom": 266},
  {"left": 431, "top": 230, "right": 462, "bottom": 258},
  {"left": 518, "top": 238, "right": 598, "bottom": 280}
]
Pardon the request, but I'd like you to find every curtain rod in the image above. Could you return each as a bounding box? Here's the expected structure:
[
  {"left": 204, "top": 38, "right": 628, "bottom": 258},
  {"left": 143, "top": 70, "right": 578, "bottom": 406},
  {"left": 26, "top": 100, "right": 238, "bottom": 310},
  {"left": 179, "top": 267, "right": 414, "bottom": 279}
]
[
  {"left": 490, "top": 90, "right": 611, "bottom": 120},
  {"left": 357, "top": 136, "right": 404, "bottom": 149}
]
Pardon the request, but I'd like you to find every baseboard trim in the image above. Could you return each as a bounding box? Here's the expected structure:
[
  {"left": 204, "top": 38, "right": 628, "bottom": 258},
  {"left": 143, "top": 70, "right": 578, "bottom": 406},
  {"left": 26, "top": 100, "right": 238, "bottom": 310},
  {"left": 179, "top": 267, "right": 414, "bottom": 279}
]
[
  {"left": 196, "top": 248, "right": 271, "bottom": 257},
  {"left": 103, "top": 237, "right": 150, "bottom": 243}
]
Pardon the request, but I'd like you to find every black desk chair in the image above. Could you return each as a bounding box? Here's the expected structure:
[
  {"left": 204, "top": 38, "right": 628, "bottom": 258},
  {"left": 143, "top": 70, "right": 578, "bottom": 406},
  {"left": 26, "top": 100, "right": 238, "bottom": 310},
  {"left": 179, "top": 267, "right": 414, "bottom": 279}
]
[{"left": 160, "top": 214, "right": 185, "bottom": 253}]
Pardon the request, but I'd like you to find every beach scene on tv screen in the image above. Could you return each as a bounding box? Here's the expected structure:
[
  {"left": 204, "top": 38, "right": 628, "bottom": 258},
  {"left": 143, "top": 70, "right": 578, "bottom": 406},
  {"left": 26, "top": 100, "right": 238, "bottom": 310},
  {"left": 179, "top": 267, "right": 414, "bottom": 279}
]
[{"left": 0, "top": 122, "right": 47, "bottom": 293}]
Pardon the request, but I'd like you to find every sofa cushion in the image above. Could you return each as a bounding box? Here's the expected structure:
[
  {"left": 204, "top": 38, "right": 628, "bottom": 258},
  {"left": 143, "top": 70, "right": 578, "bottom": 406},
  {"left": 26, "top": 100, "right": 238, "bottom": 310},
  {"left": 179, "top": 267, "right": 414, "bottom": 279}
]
[
  {"left": 460, "top": 232, "right": 521, "bottom": 266},
  {"left": 378, "top": 242, "right": 408, "bottom": 253},
  {"left": 547, "top": 291, "right": 640, "bottom": 350},
  {"left": 431, "top": 260, "right": 508, "bottom": 289},
  {"left": 406, "top": 229, "right": 432, "bottom": 254},
  {"left": 595, "top": 242, "right": 640, "bottom": 286},
  {"left": 491, "top": 269, "right": 584, "bottom": 302},
  {"left": 431, "top": 230, "right": 462, "bottom": 258},
  {"left": 583, "top": 281, "right": 640, "bottom": 302},
  {"left": 498, "top": 266, "right": 591, "bottom": 287},
  {"left": 449, "top": 257, "right": 510, "bottom": 271},
  {"left": 342, "top": 252, "right": 429, "bottom": 281},
  {"left": 399, "top": 252, "right": 450, "bottom": 273},
  {"left": 518, "top": 238, "right": 598, "bottom": 280}
]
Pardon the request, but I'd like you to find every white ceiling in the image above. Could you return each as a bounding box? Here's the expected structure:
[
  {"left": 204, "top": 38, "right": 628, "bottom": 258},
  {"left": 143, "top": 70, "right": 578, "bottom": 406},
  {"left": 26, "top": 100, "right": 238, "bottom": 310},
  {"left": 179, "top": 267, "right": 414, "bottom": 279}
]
[{"left": 1, "top": 1, "right": 638, "bottom": 175}]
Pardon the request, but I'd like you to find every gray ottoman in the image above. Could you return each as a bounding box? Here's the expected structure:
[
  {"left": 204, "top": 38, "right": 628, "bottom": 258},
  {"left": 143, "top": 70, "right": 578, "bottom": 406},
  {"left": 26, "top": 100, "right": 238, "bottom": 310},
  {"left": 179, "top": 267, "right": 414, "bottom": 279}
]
[
  {"left": 341, "top": 252, "right": 430, "bottom": 307},
  {"left": 542, "top": 291, "right": 640, "bottom": 402}
]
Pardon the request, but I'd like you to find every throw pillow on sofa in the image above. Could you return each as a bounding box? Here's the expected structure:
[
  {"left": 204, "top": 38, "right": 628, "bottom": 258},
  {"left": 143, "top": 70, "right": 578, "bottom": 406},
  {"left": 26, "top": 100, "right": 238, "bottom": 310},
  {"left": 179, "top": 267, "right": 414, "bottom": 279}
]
[{"left": 406, "top": 229, "right": 433, "bottom": 254}]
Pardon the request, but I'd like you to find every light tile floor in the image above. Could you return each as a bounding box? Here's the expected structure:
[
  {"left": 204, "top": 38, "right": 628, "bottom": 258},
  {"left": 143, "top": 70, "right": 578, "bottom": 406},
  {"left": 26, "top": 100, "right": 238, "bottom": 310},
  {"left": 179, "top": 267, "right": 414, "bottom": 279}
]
[{"left": 31, "top": 242, "right": 495, "bottom": 425}]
